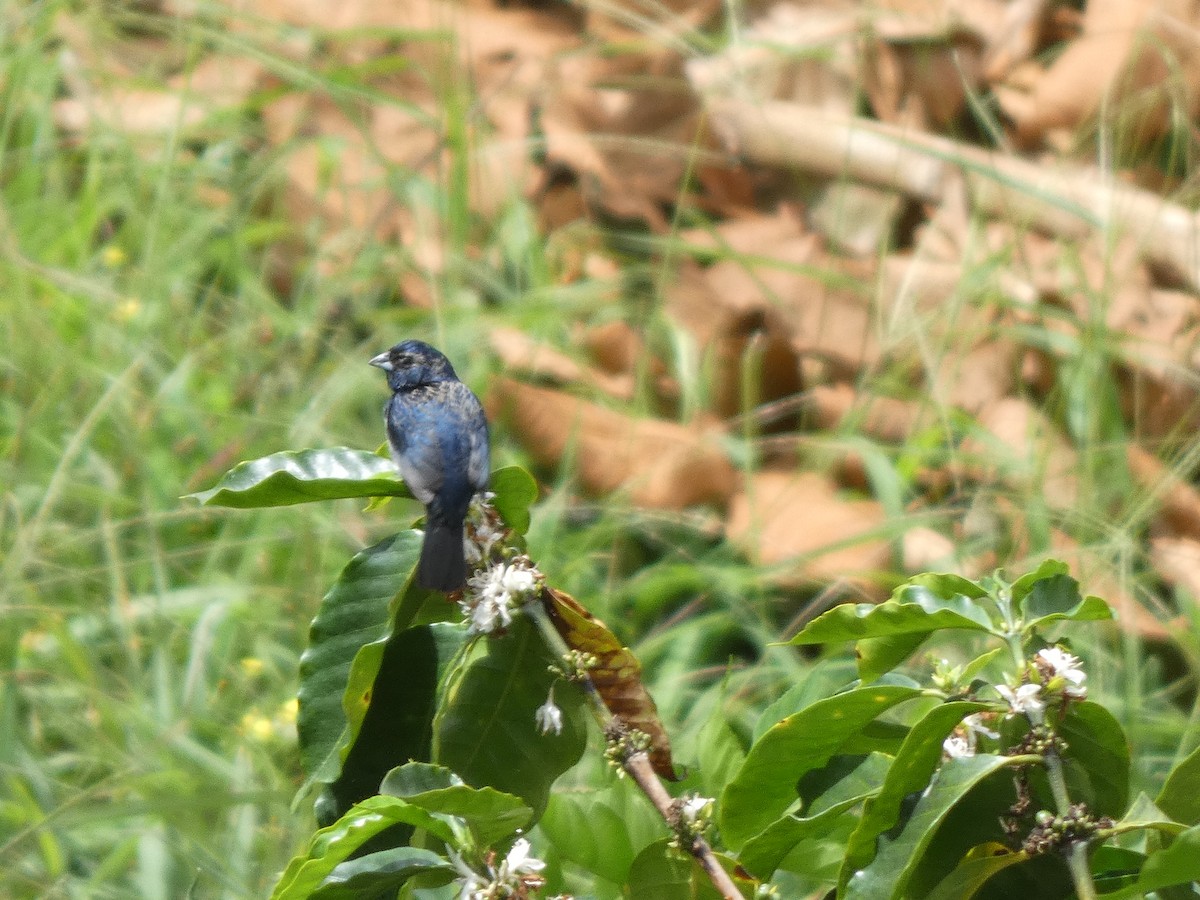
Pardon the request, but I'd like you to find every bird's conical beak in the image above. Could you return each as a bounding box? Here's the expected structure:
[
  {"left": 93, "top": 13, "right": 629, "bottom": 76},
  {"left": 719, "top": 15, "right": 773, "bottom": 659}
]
[{"left": 369, "top": 351, "right": 392, "bottom": 371}]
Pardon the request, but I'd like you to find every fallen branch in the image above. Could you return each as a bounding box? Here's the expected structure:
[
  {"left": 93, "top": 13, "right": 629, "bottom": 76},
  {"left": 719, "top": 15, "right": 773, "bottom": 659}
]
[{"left": 704, "top": 98, "right": 1200, "bottom": 291}]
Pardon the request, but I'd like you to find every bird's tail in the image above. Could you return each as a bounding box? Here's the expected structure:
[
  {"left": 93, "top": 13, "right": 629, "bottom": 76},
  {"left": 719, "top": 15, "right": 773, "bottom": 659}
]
[{"left": 418, "top": 519, "right": 467, "bottom": 592}]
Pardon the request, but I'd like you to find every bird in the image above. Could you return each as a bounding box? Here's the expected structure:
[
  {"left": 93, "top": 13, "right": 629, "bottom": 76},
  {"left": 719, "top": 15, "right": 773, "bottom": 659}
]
[{"left": 369, "top": 340, "right": 490, "bottom": 591}]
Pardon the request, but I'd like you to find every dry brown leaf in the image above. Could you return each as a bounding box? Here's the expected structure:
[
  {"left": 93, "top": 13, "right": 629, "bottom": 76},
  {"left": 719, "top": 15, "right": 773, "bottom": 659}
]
[
  {"left": 489, "top": 328, "right": 636, "bottom": 400},
  {"left": 488, "top": 378, "right": 736, "bottom": 509},
  {"left": 808, "top": 383, "right": 925, "bottom": 443},
  {"left": 726, "top": 469, "right": 890, "bottom": 584},
  {"left": 964, "top": 397, "right": 1078, "bottom": 509},
  {"left": 54, "top": 54, "right": 264, "bottom": 136},
  {"left": 997, "top": 0, "right": 1200, "bottom": 148},
  {"left": 543, "top": 587, "right": 675, "bottom": 778},
  {"left": 1127, "top": 444, "right": 1200, "bottom": 537},
  {"left": 902, "top": 525, "right": 959, "bottom": 573},
  {"left": 1150, "top": 535, "right": 1200, "bottom": 603}
]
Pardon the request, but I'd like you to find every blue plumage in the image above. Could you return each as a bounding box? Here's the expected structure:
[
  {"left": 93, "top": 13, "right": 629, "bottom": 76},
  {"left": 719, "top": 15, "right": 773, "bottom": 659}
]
[{"left": 369, "top": 340, "right": 490, "bottom": 591}]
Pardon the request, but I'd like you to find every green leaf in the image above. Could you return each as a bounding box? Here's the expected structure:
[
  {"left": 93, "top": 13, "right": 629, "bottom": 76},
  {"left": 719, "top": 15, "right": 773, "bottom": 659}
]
[
  {"left": 271, "top": 796, "right": 452, "bottom": 900},
  {"left": 1019, "top": 572, "right": 1111, "bottom": 630},
  {"left": 298, "top": 533, "right": 421, "bottom": 782},
  {"left": 437, "top": 615, "right": 588, "bottom": 818},
  {"left": 321, "top": 624, "right": 466, "bottom": 821},
  {"left": 841, "top": 701, "right": 992, "bottom": 887},
  {"left": 490, "top": 466, "right": 538, "bottom": 534},
  {"left": 907, "top": 572, "right": 988, "bottom": 600},
  {"left": 188, "top": 447, "right": 407, "bottom": 507},
  {"left": 380, "top": 763, "right": 532, "bottom": 847},
  {"left": 789, "top": 591, "right": 994, "bottom": 650},
  {"left": 1157, "top": 743, "right": 1200, "bottom": 825},
  {"left": 856, "top": 632, "right": 930, "bottom": 683},
  {"left": 843, "top": 754, "right": 1019, "bottom": 900},
  {"left": 1058, "top": 701, "right": 1130, "bottom": 818},
  {"left": 539, "top": 794, "right": 636, "bottom": 884},
  {"left": 739, "top": 796, "right": 864, "bottom": 878},
  {"left": 1101, "top": 824, "right": 1200, "bottom": 899},
  {"left": 693, "top": 713, "right": 747, "bottom": 802},
  {"left": 626, "top": 839, "right": 746, "bottom": 900},
  {"left": 1110, "top": 793, "right": 1189, "bottom": 839},
  {"left": 924, "top": 844, "right": 1028, "bottom": 900},
  {"left": 720, "top": 685, "right": 922, "bottom": 849},
  {"left": 1010, "top": 559, "right": 1069, "bottom": 601},
  {"left": 311, "top": 847, "right": 454, "bottom": 900}
]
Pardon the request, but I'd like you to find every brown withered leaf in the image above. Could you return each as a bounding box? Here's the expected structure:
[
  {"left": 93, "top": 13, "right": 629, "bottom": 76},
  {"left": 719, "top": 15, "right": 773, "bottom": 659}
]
[
  {"left": 489, "top": 328, "right": 636, "bottom": 400},
  {"left": 726, "top": 469, "right": 890, "bottom": 588},
  {"left": 1127, "top": 444, "right": 1200, "bottom": 538},
  {"left": 963, "top": 397, "right": 1078, "bottom": 510},
  {"left": 1150, "top": 536, "right": 1200, "bottom": 605},
  {"left": 541, "top": 587, "right": 675, "bottom": 779},
  {"left": 808, "top": 383, "right": 925, "bottom": 443},
  {"left": 54, "top": 54, "right": 264, "bottom": 137},
  {"left": 996, "top": 0, "right": 1200, "bottom": 148},
  {"left": 488, "top": 378, "right": 737, "bottom": 510}
]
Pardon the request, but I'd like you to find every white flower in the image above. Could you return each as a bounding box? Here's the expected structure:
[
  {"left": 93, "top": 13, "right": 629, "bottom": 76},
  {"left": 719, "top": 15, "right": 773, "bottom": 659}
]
[
  {"left": 997, "top": 683, "right": 1045, "bottom": 716},
  {"left": 536, "top": 693, "right": 563, "bottom": 735},
  {"left": 451, "top": 838, "right": 547, "bottom": 899},
  {"left": 1037, "top": 647, "right": 1086, "bottom": 685},
  {"left": 963, "top": 713, "right": 999, "bottom": 741},
  {"left": 464, "top": 494, "right": 505, "bottom": 565},
  {"left": 943, "top": 735, "right": 973, "bottom": 759},
  {"left": 500, "top": 564, "right": 539, "bottom": 597},
  {"left": 680, "top": 795, "right": 714, "bottom": 824},
  {"left": 498, "top": 838, "right": 546, "bottom": 880},
  {"left": 943, "top": 713, "right": 999, "bottom": 759}
]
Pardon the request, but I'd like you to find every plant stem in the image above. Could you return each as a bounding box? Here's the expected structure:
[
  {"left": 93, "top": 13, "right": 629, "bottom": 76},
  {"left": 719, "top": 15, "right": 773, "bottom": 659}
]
[{"left": 523, "top": 596, "right": 747, "bottom": 900}]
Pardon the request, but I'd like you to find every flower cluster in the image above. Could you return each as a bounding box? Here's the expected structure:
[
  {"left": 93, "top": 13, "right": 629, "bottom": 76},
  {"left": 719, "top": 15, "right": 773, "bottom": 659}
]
[
  {"left": 994, "top": 645, "right": 1088, "bottom": 721},
  {"left": 942, "top": 713, "right": 999, "bottom": 759},
  {"left": 464, "top": 492, "right": 506, "bottom": 566},
  {"left": 451, "top": 838, "right": 547, "bottom": 899},
  {"left": 1035, "top": 646, "right": 1088, "bottom": 700},
  {"left": 460, "top": 556, "right": 543, "bottom": 635}
]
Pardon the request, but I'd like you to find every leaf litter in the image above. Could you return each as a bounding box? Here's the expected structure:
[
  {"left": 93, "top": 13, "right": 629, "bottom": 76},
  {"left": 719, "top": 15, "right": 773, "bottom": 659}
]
[{"left": 66, "top": 0, "right": 1200, "bottom": 635}]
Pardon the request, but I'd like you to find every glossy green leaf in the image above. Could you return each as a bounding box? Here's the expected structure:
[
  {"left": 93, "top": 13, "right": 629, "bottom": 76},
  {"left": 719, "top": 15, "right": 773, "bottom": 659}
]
[
  {"left": 1156, "top": 743, "right": 1200, "bottom": 825},
  {"left": 311, "top": 847, "right": 453, "bottom": 900},
  {"left": 856, "top": 632, "right": 930, "bottom": 683},
  {"left": 841, "top": 701, "right": 991, "bottom": 886},
  {"left": 739, "top": 796, "right": 864, "bottom": 878},
  {"left": 271, "top": 796, "right": 452, "bottom": 900},
  {"left": 844, "top": 754, "right": 1018, "bottom": 900},
  {"left": 924, "top": 844, "right": 1028, "bottom": 900},
  {"left": 380, "top": 763, "right": 532, "bottom": 847},
  {"left": 1010, "top": 559, "right": 1069, "bottom": 601},
  {"left": 626, "top": 839, "right": 744, "bottom": 900},
  {"left": 1059, "top": 701, "right": 1130, "bottom": 818},
  {"left": 1110, "top": 793, "right": 1189, "bottom": 839},
  {"left": 320, "top": 624, "right": 465, "bottom": 821},
  {"left": 298, "top": 533, "right": 421, "bottom": 783},
  {"left": 721, "top": 685, "right": 922, "bottom": 849},
  {"left": 188, "top": 447, "right": 407, "bottom": 507},
  {"left": 1101, "top": 824, "right": 1200, "bottom": 899},
  {"left": 436, "top": 615, "right": 588, "bottom": 818},
  {"left": 539, "top": 794, "right": 637, "bottom": 884},
  {"left": 1019, "top": 573, "right": 1111, "bottom": 630},
  {"left": 789, "top": 590, "right": 995, "bottom": 652},
  {"left": 907, "top": 572, "right": 989, "bottom": 600},
  {"left": 490, "top": 466, "right": 538, "bottom": 534}
]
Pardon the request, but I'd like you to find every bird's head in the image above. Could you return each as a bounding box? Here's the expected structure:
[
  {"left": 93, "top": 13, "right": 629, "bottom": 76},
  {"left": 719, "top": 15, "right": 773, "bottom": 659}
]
[{"left": 369, "top": 340, "right": 458, "bottom": 390}]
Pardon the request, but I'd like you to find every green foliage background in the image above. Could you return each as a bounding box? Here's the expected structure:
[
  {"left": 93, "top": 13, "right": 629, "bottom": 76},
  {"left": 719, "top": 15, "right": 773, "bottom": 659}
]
[{"left": 3, "top": 2, "right": 1200, "bottom": 898}]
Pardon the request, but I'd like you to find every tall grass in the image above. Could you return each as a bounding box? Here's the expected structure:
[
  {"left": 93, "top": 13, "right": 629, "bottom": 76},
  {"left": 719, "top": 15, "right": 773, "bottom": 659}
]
[{"left": 1, "top": 1, "right": 1196, "bottom": 897}]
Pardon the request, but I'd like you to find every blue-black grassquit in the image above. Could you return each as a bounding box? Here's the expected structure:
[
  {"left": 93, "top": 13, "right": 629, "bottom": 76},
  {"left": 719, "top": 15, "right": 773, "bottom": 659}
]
[{"left": 370, "top": 340, "right": 490, "bottom": 591}]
